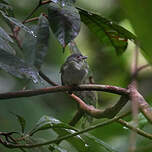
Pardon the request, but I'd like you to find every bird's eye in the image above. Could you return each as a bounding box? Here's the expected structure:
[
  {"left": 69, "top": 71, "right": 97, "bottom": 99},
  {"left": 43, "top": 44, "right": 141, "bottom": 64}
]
[{"left": 76, "top": 55, "right": 81, "bottom": 59}]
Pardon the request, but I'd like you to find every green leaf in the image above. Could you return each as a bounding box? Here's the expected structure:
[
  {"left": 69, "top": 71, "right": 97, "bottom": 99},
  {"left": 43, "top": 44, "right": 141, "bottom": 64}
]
[
  {"left": 0, "top": 37, "right": 15, "bottom": 54},
  {"left": 120, "top": 1, "right": 152, "bottom": 63},
  {"left": 22, "top": 15, "right": 49, "bottom": 69},
  {"left": 55, "top": 128, "right": 88, "bottom": 151},
  {"left": 10, "top": 112, "right": 26, "bottom": 133},
  {"left": 0, "top": 10, "right": 36, "bottom": 37},
  {"left": 22, "top": 26, "right": 37, "bottom": 65},
  {"left": 34, "top": 14, "right": 50, "bottom": 69},
  {"left": 0, "top": 49, "right": 40, "bottom": 83},
  {"left": 79, "top": 8, "right": 137, "bottom": 55},
  {"left": 0, "top": 26, "right": 13, "bottom": 43},
  {"left": 83, "top": 134, "right": 119, "bottom": 152},
  {"left": 48, "top": 3, "right": 80, "bottom": 47},
  {"left": 30, "top": 116, "right": 87, "bottom": 151},
  {"left": 30, "top": 115, "right": 75, "bottom": 135}
]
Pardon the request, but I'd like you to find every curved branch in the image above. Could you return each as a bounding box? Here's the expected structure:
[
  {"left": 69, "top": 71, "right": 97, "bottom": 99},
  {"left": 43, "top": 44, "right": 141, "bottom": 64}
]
[{"left": 0, "top": 84, "right": 129, "bottom": 100}]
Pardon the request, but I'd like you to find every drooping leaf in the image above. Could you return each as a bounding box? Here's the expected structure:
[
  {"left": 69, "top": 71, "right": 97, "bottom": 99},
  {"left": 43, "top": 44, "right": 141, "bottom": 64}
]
[
  {"left": 0, "top": 49, "right": 40, "bottom": 83},
  {"left": 79, "top": 8, "right": 137, "bottom": 55},
  {"left": 30, "top": 115, "right": 76, "bottom": 135},
  {"left": 0, "top": 10, "right": 36, "bottom": 37},
  {"left": 22, "top": 26, "right": 37, "bottom": 65},
  {"left": 0, "top": 37, "right": 15, "bottom": 54},
  {"left": 120, "top": 1, "right": 152, "bottom": 63},
  {"left": 22, "top": 15, "right": 49, "bottom": 69},
  {"left": 10, "top": 112, "right": 26, "bottom": 133},
  {"left": 34, "top": 14, "right": 50, "bottom": 69},
  {"left": 48, "top": 3, "right": 80, "bottom": 47}
]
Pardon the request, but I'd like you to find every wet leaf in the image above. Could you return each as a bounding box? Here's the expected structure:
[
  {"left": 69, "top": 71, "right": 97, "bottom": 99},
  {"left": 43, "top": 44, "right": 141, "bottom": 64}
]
[
  {"left": 22, "top": 26, "right": 37, "bottom": 65},
  {"left": 48, "top": 3, "right": 80, "bottom": 47},
  {"left": 0, "top": 37, "right": 15, "bottom": 54},
  {"left": 34, "top": 14, "right": 49, "bottom": 69},
  {"left": 10, "top": 112, "right": 26, "bottom": 133},
  {"left": 0, "top": 49, "right": 40, "bottom": 83},
  {"left": 79, "top": 8, "right": 136, "bottom": 55},
  {"left": 30, "top": 115, "right": 87, "bottom": 151},
  {"left": 82, "top": 133, "right": 119, "bottom": 152},
  {"left": 30, "top": 115, "right": 75, "bottom": 135},
  {"left": 0, "top": 10, "right": 36, "bottom": 37}
]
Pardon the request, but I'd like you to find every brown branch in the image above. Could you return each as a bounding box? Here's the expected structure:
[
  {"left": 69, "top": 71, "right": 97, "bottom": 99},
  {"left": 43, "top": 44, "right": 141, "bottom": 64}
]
[
  {"left": 129, "top": 44, "right": 139, "bottom": 152},
  {"left": 0, "top": 84, "right": 129, "bottom": 100},
  {"left": 39, "top": 71, "right": 58, "bottom": 86},
  {"left": 23, "top": 0, "right": 51, "bottom": 24},
  {"left": 24, "top": 17, "right": 39, "bottom": 24},
  {"left": 39, "top": 71, "right": 129, "bottom": 123},
  {"left": 69, "top": 110, "right": 84, "bottom": 126}
]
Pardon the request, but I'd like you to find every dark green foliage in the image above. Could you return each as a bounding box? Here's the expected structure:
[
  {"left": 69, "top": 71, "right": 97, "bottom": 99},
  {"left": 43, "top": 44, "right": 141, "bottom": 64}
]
[
  {"left": 79, "top": 8, "right": 136, "bottom": 55},
  {"left": 48, "top": 2, "right": 81, "bottom": 47},
  {"left": 0, "top": 49, "right": 40, "bottom": 83}
]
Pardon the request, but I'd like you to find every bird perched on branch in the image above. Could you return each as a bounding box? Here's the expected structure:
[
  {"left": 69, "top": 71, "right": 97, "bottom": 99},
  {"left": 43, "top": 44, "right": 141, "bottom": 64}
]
[
  {"left": 60, "top": 42, "right": 98, "bottom": 127},
  {"left": 60, "top": 53, "right": 88, "bottom": 86}
]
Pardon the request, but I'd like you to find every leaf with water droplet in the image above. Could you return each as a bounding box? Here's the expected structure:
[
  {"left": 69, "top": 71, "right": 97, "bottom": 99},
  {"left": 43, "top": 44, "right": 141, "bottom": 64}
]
[
  {"left": 82, "top": 133, "right": 119, "bottom": 152},
  {"left": 22, "top": 15, "right": 49, "bottom": 69},
  {"left": 29, "top": 115, "right": 75, "bottom": 136},
  {"left": 0, "top": 49, "right": 40, "bottom": 83},
  {"left": 48, "top": 3, "right": 81, "bottom": 48},
  {"left": 30, "top": 115, "right": 87, "bottom": 151},
  {"left": 34, "top": 14, "right": 50, "bottom": 69},
  {"left": 0, "top": 10, "right": 36, "bottom": 37},
  {"left": 22, "top": 25, "right": 37, "bottom": 65},
  {"left": 79, "top": 8, "right": 137, "bottom": 55}
]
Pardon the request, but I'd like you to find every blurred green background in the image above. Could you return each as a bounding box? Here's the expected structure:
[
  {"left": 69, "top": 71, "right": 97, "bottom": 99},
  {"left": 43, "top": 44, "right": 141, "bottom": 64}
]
[{"left": 0, "top": 0, "right": 152, "bottom": 151}]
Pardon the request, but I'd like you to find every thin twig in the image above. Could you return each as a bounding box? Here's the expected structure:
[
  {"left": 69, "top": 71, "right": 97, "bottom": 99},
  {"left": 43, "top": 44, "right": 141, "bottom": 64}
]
[
  {"left": 117, "top": 119, "right": 152, "bottom": 140},
  {"left": 23, "top": 0, "right": 51, "bottom": 24}
]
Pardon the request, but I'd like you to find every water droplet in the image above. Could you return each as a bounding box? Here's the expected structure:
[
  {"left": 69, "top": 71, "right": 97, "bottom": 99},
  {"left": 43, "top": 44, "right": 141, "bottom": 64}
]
[
  {"left": 62, "top": 2, "right": 65, "bottom": 6},
  {"left": 30, "top": 31, "right": 37, "bottom": 38},
  {"left": 109, "top": 21, "right": 113, "bottom": 24},
  {"left": 88, "top": 12, "right": 92, "bottom": 16},
  {"left": 123, "top": 126, "right": 128, "bottom": 130},
  {"left": 32, "top": 78, "right": 38, "bottom": 84}
]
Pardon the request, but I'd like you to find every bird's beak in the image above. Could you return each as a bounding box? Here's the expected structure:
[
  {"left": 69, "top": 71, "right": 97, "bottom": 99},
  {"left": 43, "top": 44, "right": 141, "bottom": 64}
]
[{"left": 81, "top": 56, "right": 88, "bottom": 60}]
